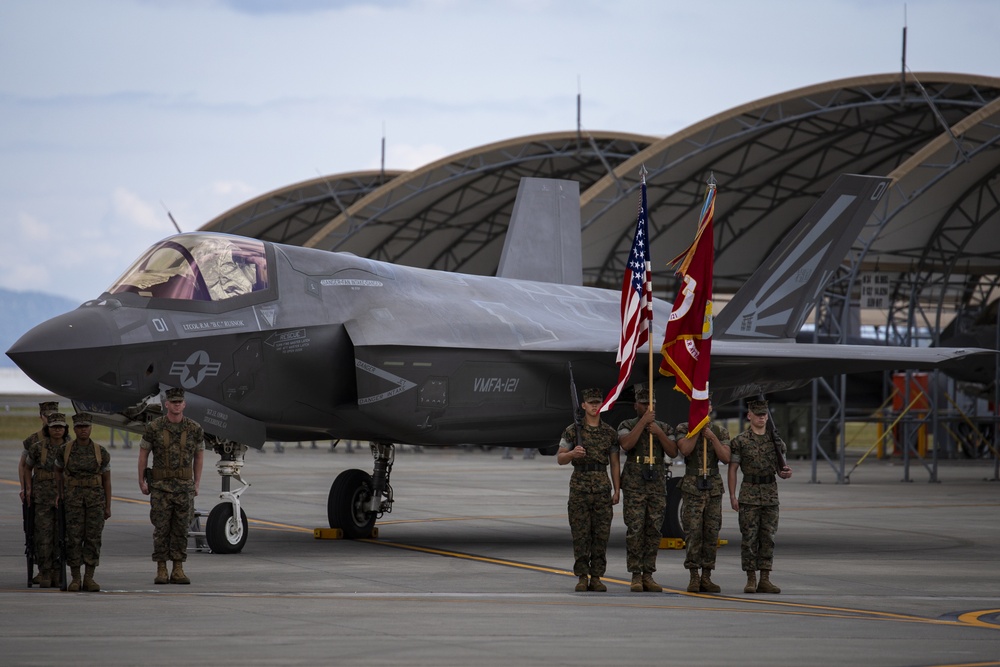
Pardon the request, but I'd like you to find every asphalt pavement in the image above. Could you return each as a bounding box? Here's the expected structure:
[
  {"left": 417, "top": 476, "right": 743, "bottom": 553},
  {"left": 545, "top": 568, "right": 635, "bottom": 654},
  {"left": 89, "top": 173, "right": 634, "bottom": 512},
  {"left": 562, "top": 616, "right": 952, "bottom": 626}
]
[{"left": 2, "top": 441, "right": 999, "bottom": 666}]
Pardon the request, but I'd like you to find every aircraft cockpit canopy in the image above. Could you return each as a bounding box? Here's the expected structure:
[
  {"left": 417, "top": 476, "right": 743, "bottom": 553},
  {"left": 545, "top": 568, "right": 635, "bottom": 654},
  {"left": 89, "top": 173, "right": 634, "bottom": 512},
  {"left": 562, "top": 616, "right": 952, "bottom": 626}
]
[{"left": 107, "top": 234, "right": 270, "bottom": 301}]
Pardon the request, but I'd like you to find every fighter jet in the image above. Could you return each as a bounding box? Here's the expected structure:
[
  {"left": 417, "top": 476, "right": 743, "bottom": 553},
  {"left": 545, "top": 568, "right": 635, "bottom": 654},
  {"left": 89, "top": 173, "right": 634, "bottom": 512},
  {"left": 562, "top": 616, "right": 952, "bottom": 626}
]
[{"left": 7, "top": 175, "right": 994, "bottom": 553}]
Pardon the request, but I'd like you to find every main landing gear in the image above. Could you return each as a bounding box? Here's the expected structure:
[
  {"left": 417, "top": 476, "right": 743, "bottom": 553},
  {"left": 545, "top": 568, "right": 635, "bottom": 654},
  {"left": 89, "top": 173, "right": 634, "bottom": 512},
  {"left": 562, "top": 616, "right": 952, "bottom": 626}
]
[
  {"left": 203, "top": 436, "right": 250, "bottom": 554},
  {"left": 327, "top": 442, "right": 395, "bottom": 538}
]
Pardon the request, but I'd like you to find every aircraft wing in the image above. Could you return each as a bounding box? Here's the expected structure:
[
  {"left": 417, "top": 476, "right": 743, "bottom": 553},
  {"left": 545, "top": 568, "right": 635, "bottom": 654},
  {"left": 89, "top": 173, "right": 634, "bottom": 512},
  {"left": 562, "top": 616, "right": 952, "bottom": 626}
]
[{"left": 708, "top": 339, "right": 997, "bottom": 405}]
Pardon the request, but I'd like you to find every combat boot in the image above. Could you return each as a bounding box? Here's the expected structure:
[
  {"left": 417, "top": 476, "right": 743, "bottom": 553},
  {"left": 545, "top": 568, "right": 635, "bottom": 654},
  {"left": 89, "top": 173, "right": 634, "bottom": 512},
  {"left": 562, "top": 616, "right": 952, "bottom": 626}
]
[
  {"left": 170, "top": 561, "right": 190, "bottom": 585},
  {"left": 32, "top": 571, "right": 41, "bottom": 585},
  {"left": 588, "top": 576, "right": 607, "bottom": 592},
  {"left": 37, "top": 571, "right": 52, "bottom": 588},
  {"left": 700, "top": 568, "right": 721, "bottom": 593},
  {"left": 154, "top": 561, "right": 169, "bottom": 585},
  {"left": 641, "top": 573, "right": 662, "bottom": 593},
  {"left": 574, "top": 575, "right": 589, "bottom": 592},
  {"left": 630, "top": 573, "right": 643, "bottom": 592},
  {"left": 686, "top": 569, "right": 701, "bottom": 592},
  {"left": 68, "top": 566, "right": 82, "bottom": 592},
  {"left": 756, "top": 570, "right": 781, "bottom": 594},
  {"left": 743, "top": 571, "right": 757, "bottom": 594},
  {"left": 83, "top": 565, "right": 100, "bottom": 592}
]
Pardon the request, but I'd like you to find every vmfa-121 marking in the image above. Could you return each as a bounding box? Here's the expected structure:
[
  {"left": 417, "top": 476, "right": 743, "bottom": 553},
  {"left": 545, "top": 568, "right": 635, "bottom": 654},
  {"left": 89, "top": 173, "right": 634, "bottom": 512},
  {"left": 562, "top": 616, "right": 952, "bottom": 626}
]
[{"left": 8, "top": 175, "right": 995, "bottom": 552}]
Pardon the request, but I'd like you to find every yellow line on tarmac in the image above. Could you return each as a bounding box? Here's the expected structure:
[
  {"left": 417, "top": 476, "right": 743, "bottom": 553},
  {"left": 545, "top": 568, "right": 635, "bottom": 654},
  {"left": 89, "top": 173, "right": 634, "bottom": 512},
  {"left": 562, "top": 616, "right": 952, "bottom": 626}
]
[
  {"left": 359, "top": 538, "right": 580, "bottom": 577},
  {"left": 361, "top": 538, "right": 1000, "bottom": 631},
  {"left": 957, "top": 609, "right": 1000, "bottom": 629},
  {"left": 248, "top": 519, "right": 313, "bottom": 533},
  {"left": 111, "top": 494, "right": 315, "bottom": 533},
  {"left": 12, "top": 477, "right": 992, "bottom": 632}
]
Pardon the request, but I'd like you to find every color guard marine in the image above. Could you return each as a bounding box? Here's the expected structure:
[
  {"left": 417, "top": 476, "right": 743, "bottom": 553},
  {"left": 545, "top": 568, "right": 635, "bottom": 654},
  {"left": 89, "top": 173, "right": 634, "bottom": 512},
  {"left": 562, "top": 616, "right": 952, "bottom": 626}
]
[{"left": 728, "top": 399, "right": 792, "bottom": 594}]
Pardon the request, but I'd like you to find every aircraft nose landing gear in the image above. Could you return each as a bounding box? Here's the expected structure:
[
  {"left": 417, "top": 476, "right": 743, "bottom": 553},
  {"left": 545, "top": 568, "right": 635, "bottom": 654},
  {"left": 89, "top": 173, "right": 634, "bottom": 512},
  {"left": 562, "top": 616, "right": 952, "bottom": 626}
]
[{"left": 204, "top": 437, "right": 250, "bottom": 553}]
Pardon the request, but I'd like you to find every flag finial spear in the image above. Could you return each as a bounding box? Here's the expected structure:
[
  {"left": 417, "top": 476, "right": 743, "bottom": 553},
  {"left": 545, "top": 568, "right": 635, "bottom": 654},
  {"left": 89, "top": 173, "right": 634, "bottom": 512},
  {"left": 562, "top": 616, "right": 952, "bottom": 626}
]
[
  {"left": 639, "top": 164, "right": 648, "bottom": 184},
  {"left": 707, "top": 171, "right": 717, "bottom": 188}
]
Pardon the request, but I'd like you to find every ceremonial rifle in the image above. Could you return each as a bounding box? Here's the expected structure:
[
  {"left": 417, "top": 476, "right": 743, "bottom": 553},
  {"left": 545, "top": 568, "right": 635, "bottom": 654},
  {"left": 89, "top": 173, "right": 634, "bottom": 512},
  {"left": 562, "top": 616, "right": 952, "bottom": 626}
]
[
  {"left": 760, "top": 396, "right": 788, "bottom": 473},
  {"left": 55, "top": 499, "right": 67, "bottom": 591},
  {"left": 568, "top": 362, "right": 583, "bottom": 451},
  {"left": 22, "top": 497, "right": 34, "bottom": 588}
]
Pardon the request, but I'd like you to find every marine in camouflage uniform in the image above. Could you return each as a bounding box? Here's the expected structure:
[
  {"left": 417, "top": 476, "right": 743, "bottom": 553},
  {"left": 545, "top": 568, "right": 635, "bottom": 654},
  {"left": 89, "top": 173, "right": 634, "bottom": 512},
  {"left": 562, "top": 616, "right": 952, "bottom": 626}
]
[
  {"left": 617, "top": 385, "right": 677, "bottom": 593},
  {"left": 57, "top": 412, "right": 112, "bottom": 592},
  {"left": 20, "top": 401, "right": 61, "bottom": 505},
  {"left": 138, "top": 388, "right": 205, "bottom": 585},
  {"left": 728, "top": 399, "right": 792, "bottom": 594},
  {"left": 24, "top": 411, "right": 70, "bottom": 588},
  {"left": 557, "top": 387, "right": 621, "bottom": 592},
  {"left": 22, "top": 402, "right": 66, "bottom": 587},
  {"left": 675, "top": 397, "right": 730, "bottom": 593}
]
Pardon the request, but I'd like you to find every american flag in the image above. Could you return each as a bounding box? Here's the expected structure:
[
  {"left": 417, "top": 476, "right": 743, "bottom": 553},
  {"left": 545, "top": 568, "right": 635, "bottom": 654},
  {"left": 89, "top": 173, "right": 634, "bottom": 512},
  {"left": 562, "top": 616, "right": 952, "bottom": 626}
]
[{"left": 600, "top": 180, "right": 652, "bottom": 412}]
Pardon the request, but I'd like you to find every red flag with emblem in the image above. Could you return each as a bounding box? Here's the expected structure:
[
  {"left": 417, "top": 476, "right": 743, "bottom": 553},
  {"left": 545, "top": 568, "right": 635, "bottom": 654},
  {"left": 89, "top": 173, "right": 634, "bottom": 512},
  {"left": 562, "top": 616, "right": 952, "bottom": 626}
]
[{"left": 659, "top": 181, "right": 715, "bottom": 435}]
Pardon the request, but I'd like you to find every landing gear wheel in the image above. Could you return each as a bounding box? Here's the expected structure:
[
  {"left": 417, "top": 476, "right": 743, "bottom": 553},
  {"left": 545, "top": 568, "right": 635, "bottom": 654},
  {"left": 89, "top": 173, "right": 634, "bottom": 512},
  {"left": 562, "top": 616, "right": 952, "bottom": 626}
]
[
  {"left": 206, "top": 503, "right": 248, "bottom": 554},
  {"left": 329, "top": 469, "right": 377, "bottom": 539},
  {"left": 661, "top": 476, "right": 684, "bottom": 538}
]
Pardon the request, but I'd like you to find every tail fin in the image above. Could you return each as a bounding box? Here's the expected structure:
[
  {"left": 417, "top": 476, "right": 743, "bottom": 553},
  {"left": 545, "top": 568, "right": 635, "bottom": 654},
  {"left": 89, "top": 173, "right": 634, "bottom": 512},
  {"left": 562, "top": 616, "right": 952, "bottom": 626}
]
[
  {"left": 714, "top": 174, "right": 891, "bottom": 341},
  {"left": 497, "top": 177, "right": 582, "bottom": 285}
]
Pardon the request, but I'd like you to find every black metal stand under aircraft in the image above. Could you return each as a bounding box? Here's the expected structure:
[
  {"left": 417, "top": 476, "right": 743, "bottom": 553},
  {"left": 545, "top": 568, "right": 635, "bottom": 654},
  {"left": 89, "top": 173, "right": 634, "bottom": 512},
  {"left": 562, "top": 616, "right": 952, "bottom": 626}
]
[{"left": 7, "top": 175, "right": 996, "bottom": 553}]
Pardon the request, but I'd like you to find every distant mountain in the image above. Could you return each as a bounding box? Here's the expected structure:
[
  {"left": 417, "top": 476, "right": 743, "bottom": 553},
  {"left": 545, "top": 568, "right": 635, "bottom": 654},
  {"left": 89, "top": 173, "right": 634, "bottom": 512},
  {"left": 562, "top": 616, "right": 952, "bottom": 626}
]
[{"left": 0, "top": 288, "right": 78, "bottom": 368}]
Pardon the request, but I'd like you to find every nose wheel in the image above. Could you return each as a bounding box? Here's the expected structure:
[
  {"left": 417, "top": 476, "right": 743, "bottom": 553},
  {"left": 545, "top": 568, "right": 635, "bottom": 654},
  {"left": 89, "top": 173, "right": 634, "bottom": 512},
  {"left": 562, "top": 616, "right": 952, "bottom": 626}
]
[
  {"left": 204, "top": 437, "right": 251, "bottom": 554},
  {"left": 206, "top": 502, "right": 248, "bottom": 554}
]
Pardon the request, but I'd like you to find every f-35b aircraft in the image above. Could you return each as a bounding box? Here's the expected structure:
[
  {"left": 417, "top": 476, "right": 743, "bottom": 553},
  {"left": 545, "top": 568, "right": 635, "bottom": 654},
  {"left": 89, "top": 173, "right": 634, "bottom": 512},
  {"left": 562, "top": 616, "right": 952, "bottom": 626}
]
[{"left": 8, "top": 175, "right": 995, "bottom": 553}]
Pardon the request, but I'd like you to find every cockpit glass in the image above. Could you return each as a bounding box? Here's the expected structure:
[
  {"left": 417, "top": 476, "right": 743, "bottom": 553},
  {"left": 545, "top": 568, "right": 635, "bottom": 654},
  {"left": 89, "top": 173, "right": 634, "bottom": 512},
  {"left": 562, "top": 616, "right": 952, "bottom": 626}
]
[{"left": 107, "top": 234, "right": 269, "bottom": 301}]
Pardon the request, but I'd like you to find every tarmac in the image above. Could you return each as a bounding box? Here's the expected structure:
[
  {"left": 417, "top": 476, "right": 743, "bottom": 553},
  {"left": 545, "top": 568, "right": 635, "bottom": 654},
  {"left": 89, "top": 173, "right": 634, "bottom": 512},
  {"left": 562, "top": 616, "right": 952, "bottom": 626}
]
[{"left": 2, "top": 441, "right": 999, "bottom": 667}]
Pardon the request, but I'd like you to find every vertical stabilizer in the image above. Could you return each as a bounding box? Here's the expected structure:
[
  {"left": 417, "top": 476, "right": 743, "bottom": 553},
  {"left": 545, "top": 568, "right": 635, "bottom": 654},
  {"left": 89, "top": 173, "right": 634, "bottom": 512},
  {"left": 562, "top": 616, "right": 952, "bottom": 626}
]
[
  {"left": 497, "top": 178, "right": 582, "bottom": 285},
  {"left": 714, "top": 174, "right": 891, "bottom": 341}
]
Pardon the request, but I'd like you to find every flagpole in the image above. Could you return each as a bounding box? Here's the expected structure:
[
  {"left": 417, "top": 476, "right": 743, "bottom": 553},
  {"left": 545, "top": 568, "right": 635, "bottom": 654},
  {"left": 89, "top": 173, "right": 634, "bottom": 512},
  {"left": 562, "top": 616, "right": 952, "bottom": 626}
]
[{"left": 642, "top": 167, "right": 655, "bottom": 462}]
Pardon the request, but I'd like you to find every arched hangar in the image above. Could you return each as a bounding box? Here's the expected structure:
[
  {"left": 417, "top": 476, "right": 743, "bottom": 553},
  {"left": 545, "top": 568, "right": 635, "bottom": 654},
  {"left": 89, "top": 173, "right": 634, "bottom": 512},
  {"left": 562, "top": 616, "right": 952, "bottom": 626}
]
[{"left": 202, "top": 72, "right": 1000, "bottom": 326}]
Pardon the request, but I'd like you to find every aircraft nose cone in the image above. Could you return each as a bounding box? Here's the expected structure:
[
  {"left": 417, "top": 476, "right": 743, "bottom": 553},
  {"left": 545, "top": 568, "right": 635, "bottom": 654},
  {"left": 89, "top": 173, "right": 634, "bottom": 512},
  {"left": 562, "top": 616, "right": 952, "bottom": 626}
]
[{"left": 6, "top": 305, "right": 118, "bottom": 398}]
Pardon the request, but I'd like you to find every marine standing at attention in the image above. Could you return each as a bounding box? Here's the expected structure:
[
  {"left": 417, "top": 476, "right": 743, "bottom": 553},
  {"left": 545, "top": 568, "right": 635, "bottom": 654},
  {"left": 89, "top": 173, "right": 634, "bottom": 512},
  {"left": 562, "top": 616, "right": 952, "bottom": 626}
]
[
  {"left": 616, "top": 385, "right": 677, "bottom": 592},
  {"left": 23, "top": 411, "right": 70, "bottom": 588},
  {"left": 57, "top": 412, "right": 112, "bottom": 592},
  {"left": 674, "top": 396, "right": 730, "bottom": 593},
  {"left": 21, "top": 403, "right": 65, "bottom": 589},
  {"left": 138, "top": 388, "right": 205, "bottom": 585},
  {"left": 557, "top": 387, "right": 621, "bottom": 592},
  {"left": 20, "top": 401, "right": 62, "bottom": 507},
  {"left": 728, "top": 399, "right": 792, "bottom": 594}
]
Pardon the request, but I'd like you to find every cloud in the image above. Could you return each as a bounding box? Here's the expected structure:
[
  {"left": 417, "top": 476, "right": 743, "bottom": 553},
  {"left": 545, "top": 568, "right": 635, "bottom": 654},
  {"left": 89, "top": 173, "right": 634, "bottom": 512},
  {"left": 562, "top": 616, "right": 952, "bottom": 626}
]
[
  {"left": 0, "top": 260, "right": 50, "bottom": 293},
  {"left": 210, "top": 180, "right": 255, "bottom": 198},
  {"left": 215, "top": 0, "right": 407, "bottom": 14},
  {"left": 2, "top": 0, "right": 998, "bottom": 305},
  {"left": 111, "top": 187, "right": 169, "bottom": 232},
  {"left": 16, "top": 212, "right": 51, "bottom": 243},
  {"left": 382, "top": 143, "right": 450, "bottom": 171}
]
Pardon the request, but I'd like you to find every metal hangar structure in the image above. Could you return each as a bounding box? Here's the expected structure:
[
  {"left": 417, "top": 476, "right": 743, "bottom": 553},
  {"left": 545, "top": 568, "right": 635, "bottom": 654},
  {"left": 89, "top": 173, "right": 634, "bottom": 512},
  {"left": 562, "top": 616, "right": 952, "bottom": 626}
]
[{"left": 200, "top": 72, "right": 1000, "bottom": 477}]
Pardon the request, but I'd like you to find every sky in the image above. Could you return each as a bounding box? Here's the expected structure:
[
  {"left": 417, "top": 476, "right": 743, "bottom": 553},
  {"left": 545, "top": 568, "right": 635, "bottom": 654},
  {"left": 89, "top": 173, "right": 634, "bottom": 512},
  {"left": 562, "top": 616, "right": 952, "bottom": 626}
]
[{"left": 1, "top": 0, "right": 998, "bottom": 303}]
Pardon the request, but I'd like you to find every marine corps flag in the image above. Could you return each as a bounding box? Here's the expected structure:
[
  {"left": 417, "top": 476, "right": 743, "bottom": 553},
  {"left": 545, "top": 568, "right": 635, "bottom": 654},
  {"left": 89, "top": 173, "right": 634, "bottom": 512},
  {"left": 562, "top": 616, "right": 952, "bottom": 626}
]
[
  {"left": 659, "top": 179, "right": 716, "bottom": 435},
  {"left": 600, "top": 176, "right": 652, "bottom": 412}
]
